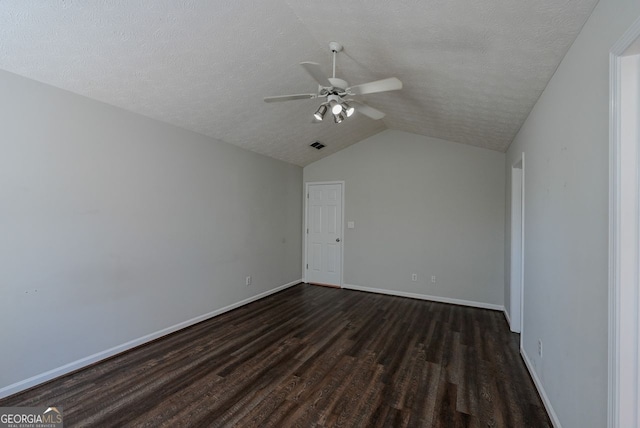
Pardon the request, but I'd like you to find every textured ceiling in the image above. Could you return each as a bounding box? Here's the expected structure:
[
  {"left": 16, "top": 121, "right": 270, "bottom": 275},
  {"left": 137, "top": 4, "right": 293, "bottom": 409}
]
[{"left": 0, "top": 0, "right": 597, "bottom": 166}]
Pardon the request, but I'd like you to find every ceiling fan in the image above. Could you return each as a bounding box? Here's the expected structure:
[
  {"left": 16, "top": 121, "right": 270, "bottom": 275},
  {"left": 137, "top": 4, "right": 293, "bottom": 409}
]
[{"left": 264, "top": 42, "right": 402, "bottom": 123}]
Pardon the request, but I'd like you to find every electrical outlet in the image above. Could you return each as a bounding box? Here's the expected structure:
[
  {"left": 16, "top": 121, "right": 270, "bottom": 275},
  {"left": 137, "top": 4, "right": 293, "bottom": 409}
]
[
  {"left": 431, "top": 275, "right": 436, "bottom": 283},
  {"left": 538, "top": 339, "right": 543, "bottom": 357},
  {"left": 245, "top": 276, "right": 252, "bottom": 286},
  {"left": 411, "top": 273, "right": 417, "bottom": 282}
]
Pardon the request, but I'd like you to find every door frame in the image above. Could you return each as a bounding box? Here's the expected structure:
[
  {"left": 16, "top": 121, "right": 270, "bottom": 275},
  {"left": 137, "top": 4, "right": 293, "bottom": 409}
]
[
  {"left": 303, "top": 181, "right": 345, "bottom": 287},
  {"left": 509, "top": 154, "right": 525, "bottom": 335},
  {"left": 609, "top": 15, "right": 640, "bottom": 428}
]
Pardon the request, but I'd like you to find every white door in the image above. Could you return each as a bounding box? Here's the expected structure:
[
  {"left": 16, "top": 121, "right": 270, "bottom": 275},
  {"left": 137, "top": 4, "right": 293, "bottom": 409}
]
[{"left": 306, "top": 183, "right": 342, "bottom": 287}]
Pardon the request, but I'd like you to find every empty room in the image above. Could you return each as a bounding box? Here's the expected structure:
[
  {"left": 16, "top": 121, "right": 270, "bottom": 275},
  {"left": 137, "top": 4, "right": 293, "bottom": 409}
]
[{"left": 1, "top": 1, "right": 639, "bottom": 427}]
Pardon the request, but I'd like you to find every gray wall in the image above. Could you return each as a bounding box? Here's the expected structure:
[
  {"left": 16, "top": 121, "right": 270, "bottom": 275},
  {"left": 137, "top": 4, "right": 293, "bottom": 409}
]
[
  {"left": 0, "top": 69, "right": 302, "bottom": 392},
  {"left": 504, "top": 0, "right": 640, "bottom": 426},
  {"left": 304, "top": 130, "right": 505, "bottom": 306}
]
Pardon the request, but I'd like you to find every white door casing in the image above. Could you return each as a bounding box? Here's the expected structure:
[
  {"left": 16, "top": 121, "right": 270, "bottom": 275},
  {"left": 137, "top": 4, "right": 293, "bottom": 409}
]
[
  {"left": 510, "top": 155, "right": 524, "bottom": 334},
  {"left": 305, "top": 182, "right": 343, "bottom": 287},
  {"left": 609, "top": 16, "right": 640, "bottom": 428}
]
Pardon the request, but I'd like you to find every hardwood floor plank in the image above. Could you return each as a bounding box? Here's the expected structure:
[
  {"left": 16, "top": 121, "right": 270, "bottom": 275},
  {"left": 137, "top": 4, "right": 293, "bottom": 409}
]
[
  {"left": 385, "top": 338, "right": 420, "bottom": 410},
  {"left": 456, "top": 344, "right": 480, "bottom": 416},
  {"left": 406, "top": 359, "right": 441, "bottom": 427},
  {"left": 323, "top": 350, "right": 377, "bottom": 426},
  {"left": 0, "top": 284, "right": 552, "bottom": 427},
  {"left": 232, "top": 374, "right": 300, "bottom": 427}
]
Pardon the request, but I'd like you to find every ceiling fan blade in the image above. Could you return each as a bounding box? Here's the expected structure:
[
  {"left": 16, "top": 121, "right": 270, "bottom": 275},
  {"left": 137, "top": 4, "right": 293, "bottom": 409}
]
[
  {"left": 263, "top": 93, "right": 317, "bottom": 103},
  {"left": 348, "top": 77, "right": 402, "bottom": 95},
  {"left": 350, "top": 101, "right": 386, "bottom": 120},
  {"left": 300, "top": 62, "right": 332, "bottom": 87}
]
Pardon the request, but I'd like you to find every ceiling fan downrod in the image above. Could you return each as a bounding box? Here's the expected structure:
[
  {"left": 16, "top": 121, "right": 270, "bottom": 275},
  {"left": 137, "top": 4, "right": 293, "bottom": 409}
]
[
  {"left": 325, "top": 41, "right": 346, "bottom": 122},
  {"left": 329, "top": 41, "right": 343, "bottom": 79}
]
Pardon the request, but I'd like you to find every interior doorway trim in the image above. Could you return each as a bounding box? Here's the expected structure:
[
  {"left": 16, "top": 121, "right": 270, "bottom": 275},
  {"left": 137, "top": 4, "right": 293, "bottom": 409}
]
[
  {"left": 609, "top": 15, "right": 640, "bottom": 428},
  {"left": 303, "top": 181, "right": 345, "bottom": 287},
  {"left": 509, "top": 154, "right": 525, "bottom": 336}
]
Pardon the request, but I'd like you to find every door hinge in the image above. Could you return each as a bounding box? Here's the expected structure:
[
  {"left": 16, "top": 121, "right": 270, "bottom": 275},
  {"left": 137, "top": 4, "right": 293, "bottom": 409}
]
[
  {"left": 307, "top": 193, "right": 309, "bottom": 199},
  {"left": 306, "top": 228, "right": 309, "bottom": 234},
  {"left": 306, "top": 264, "right": 308, "bottom": 269}
]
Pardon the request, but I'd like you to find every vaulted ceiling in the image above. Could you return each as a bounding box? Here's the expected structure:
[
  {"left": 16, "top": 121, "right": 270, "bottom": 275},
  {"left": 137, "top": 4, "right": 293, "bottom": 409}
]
[{"left": 0, "top": 1, "right": 598, "bottom": 166}]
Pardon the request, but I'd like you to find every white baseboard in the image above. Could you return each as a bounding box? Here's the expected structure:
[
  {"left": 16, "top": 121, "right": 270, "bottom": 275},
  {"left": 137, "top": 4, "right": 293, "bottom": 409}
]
[
  {"left": 504, "top": 308, "right": 512, "bottom": 325},
  {"left": 342, "top": 284, "right": 504, "bottom": 311},
  {"left": 520, "top": 347, "right": 562, "bottom": 428},
  {"left": 0, "top": 279, "right": 302, "bottom": 399}
]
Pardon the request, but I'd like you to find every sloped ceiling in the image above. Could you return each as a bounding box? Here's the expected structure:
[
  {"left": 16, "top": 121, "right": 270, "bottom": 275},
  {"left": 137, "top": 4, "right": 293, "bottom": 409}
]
[{"left": 0, "top": 0, "right": 598, "bottom": 166}]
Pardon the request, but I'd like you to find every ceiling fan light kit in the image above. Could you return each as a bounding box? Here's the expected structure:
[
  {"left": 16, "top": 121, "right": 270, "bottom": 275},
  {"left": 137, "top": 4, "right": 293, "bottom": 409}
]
[
  {"left": 314, "top": 104, "right": 328, "bottom": 121},
  {"left": 343, "top": 102, "right": 355, "bottom": 117},
  {"left": 264, "top": 42, "right": 402, "bottom": 123},
  {"left": 328, "top": 96, "right": 343, "bottom": 114}
]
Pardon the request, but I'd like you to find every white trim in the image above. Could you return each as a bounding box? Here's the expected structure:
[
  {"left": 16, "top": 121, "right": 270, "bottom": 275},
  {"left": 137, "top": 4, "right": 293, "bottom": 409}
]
[
  {"left": 342, "top": 283, "right": 504, "bottom": 311},
  {"left": 302, "top": 183, "right": 309, "bottom": 282},
  {"left": 609, "top": 15, "right": 640, "bottom": 428},
  {"left": 521, "top": 347, "right": 563, "bottom": 428},
  {"left": 520, "top": 153, "right": 526, "bottom": 350},
  {"left": 503, "top": 308, "right": 512, "bottom": 326},
  {"left": 303, "top": 181, "right": 345, "bottom": 287},
  {"left": 0, "top": 279, "right": 302, "bottom": 399},
  {"left": 608, "top": 45, "right": 621, "bottom": 428},
  {"left": 509, "top": 154, "right": 525, "bottom": 334}
]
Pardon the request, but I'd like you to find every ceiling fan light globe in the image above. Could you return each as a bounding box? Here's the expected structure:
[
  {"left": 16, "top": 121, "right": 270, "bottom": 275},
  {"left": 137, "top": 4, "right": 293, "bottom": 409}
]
[
  {"left": 314, "top": 104, "right": 327, "bottom": 121},
  {"left": 343, "top": 102, "right": 355, "bottom": 117},
  {"left": 334, "top": 112, "right": 345, "bottom": 124},
  {"left": 331, "top": 103, "right": 343, "bottom": 115}
]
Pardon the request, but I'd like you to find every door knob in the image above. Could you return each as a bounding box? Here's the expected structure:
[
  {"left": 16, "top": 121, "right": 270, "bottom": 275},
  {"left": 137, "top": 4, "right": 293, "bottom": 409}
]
[{"left": 336, "top": 238, "right": 341, "bottom": 242}]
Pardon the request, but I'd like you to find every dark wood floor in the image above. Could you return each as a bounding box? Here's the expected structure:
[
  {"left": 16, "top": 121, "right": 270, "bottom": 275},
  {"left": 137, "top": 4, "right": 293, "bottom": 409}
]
[{"left": 1, "top": 284, "right": 551, "bottom": 427}]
